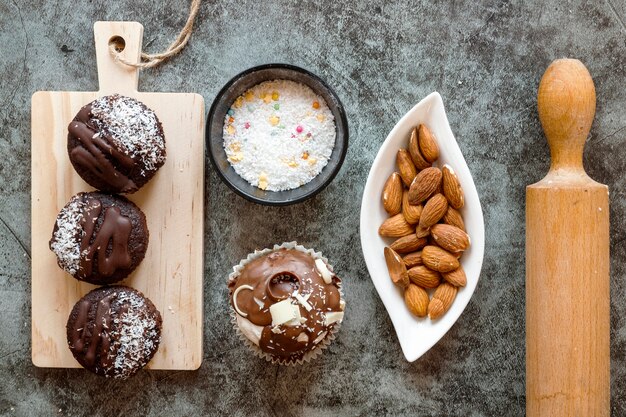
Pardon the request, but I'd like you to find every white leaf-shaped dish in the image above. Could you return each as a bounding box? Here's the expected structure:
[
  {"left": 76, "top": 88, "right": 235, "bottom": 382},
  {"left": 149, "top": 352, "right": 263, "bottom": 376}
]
[{"left": 359, "top": 92, "right": 485, "bottom": 362}]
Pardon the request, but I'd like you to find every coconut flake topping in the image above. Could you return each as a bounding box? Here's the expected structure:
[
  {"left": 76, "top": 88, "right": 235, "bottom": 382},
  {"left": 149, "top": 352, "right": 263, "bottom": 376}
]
[
  {"left": 108, "top": 290, "right": 160, "bottom": 379},
  {"left": 50, "top": 195, "right": 86, "bottom": 275},
  {"left": 91, "top": 94, "right": 166, "bottom": 173}
]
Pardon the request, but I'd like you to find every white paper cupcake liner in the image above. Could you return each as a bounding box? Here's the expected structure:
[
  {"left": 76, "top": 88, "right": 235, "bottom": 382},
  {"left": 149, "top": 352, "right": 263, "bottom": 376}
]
[{"left": 228, "top": 241, "right": 344, "bottom": 366}]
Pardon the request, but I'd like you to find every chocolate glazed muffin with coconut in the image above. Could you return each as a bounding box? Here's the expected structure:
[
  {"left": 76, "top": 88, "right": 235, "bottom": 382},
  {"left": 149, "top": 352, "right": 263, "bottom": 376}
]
[
  {"left": 66, "top": 286, "right": 162, "bottom": 379},
  {"left": 229, "top": 247, "right": 345, "bottom": 364},
  {"left": 67, "top": 94, "right": 166, "bottom": 193},
  {"left": 49, "top": 192, "right": 149, "bottom": 285}
]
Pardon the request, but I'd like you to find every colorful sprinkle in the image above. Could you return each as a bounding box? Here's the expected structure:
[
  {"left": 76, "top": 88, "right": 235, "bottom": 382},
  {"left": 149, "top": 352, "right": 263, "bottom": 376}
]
[
  {"left": 272, "top": 92, "right": 280, "bottom": 101},
  {"left": 302, "top": 151, "right": 309, "bottom": 160},
  {"left": 312, "top": 101, "right": 320, "bottom": 109},
  {"left": 316, "top": 114, "right": 325, "bottom": 122},
  {"left": 244, "top": 122, "right": 250, "bottom": 129},
  {"left": 258, "top": 172, "right": 268, "bottom": 190},
  {"left": 229, "top": 116, "right": 235, "bottom": 123},
  {"left": 229, "top": 151, "right": 243, "bottom": 163},
  {"left": 234, "top": 97, "right": 244, "bottom": 108},
  {"left": 296, "top": 125, "right": 304, "bottom": 133},
  {"left": 269, "top": 115, "right": 280, "bottom": 126},
  {"left": 229, "top": 141, "right": 241, "bottom": 152},
  {"left": 227, "top": 109, "right": 235, "bottom": 116},
  {"left": 306, "top": 132, "right": 312, "bottom": 138},
  {"left": 274, "top": 103, "right": 280, "bottom": 110},
  {"left": 227, "top": 125, "right": 236, "bottom": 135},
  {"left": 245, "top": 91, "right": 255, "bottom": 101}
]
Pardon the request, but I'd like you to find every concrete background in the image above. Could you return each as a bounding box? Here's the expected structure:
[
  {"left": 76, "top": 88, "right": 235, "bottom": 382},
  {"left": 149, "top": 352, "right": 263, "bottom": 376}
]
[{"left": 1, "top": 0, "right": 625, "bottom": 415}]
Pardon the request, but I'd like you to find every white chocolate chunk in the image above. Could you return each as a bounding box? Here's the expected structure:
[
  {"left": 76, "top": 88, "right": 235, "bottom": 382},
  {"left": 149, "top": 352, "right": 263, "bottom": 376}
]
[
  {"left": 296, "top": 332, "right": 309, "bottom": 343},
  {"left": 339, "top": 299, "right": 346, "bottom": 311},
  {"left": 270, "top": 299, "right": 297, "bottom": 326},
  {"left": 287, "top": 304, "right": 303, "bottom": 326},
  {"left": 315, "top": 259, "right": 333, "bottom": 284},
  {"left": 293, "top": 291, "right": 313, "bottom": 311},
  {"left": 233, "top": 284, "right": 254, "bottom": 317},
  {"left": 324, "top": 311, "right": 344, "bottom": 326},
  {"left": 253, "top": 296, "right": 265, "bottom": 309}
]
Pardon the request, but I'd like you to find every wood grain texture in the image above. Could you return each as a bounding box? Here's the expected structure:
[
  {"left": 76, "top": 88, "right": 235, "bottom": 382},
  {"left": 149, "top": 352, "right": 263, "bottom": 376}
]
[
  {"left": 526, "top": 59, "right": 609, "bottom": 416},
  {"left": 31, "top": 22, "right": 205, "bottom": 370}
]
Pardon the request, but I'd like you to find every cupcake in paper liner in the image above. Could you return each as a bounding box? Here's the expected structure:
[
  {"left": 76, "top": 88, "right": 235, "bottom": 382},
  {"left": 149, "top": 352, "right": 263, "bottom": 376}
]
[{"left": 228, "top": 242, "right": 345, "bottom": 365}]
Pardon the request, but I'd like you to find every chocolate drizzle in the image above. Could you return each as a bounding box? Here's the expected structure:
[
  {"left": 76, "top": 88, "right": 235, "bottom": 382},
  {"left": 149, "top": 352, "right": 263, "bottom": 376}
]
[
  {"left": 69, "top": 294, "right": 115, "bottom": 368},
  {"left": 79, "top": 198, "right": 132, "bottom": 278},
  {"left": 229, "top": 249, "right": 343, "bottom": 359},
  {"left": 68, "top": 104, "right": 137, "bottom": 193}
]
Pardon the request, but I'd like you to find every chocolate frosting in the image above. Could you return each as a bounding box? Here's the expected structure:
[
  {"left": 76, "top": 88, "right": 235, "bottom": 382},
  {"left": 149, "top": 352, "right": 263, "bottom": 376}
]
[
  {"left": 69, "top": 104, "right": 137, "bottom": 193},
  {"left": 79, "top": 198, "right": 132, "bottom": 278},
  {"left": 229, "top": 249, "right": 343, "bottom": 359}
]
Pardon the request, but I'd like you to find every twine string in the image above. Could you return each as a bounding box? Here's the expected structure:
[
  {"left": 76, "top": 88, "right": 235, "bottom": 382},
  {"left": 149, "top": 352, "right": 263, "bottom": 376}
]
[{"left": 110, "top": 0, "right": 201, "bottom": 69}]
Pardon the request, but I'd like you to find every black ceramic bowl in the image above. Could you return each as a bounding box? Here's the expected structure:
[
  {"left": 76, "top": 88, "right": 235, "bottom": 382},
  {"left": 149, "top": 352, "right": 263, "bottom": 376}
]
[{"left": 207, "top": 64, "right": 349, "bottom": 206}]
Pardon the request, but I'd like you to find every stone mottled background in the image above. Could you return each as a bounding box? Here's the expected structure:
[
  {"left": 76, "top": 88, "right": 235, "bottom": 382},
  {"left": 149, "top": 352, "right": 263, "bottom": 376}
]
[{"left": 1, "top": 0, "right": 625, "bottom": 415}]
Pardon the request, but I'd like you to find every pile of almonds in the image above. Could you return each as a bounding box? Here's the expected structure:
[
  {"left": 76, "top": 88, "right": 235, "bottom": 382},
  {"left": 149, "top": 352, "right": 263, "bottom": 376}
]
[{"left": 380, "top": 125, "right": 469, "bottom": 320}]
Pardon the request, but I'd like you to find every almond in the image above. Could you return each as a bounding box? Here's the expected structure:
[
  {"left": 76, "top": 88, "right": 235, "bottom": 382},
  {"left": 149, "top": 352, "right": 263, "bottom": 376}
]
[
  {"left": 416, "top": 224, "right": 431, "bottom": 238},
  {"left": 442, "top": 266, "right": 467, "bottom": 287},
  {"left": 408, "top": 265, "right": 441, "bottom": 288},
  {"left": 418, "top": 125, "right": 439, "bottom": 163},
  {"left": 390, "top": 234, "right": 428, "bottom": 254},
  {"left": 442, "top": 206, "right": 465, "bottom": 231},
  {"left": 442, "top": 164, "right": 464, "bottom": 209},
  {"left": 408, "top": 167, "right": 442, "bottom": 205},
  {"left": 382, "top": 172, "right": 403, "bottom": 215},
  {"left": 428, "top": 282, "right": 457, "bottom": 319},
  {"left": 404, "top": 284, "right": 429, "bottom": 317},
  {"left": 421, "top": 245, "right": 459, "bottom": 272},
  {"left": 431, "top": 224, "right": 470, "bottom": 253},
  {"left": 402, "top": 190, "right": 422, "bottom": 224},
  {"left": 379, "top": 214, "right": 414, "bottom": 238},
  {"left": 396, "top": 149, "right": 417, "bottom": 187},
  {"left": 408, "top": 127, "right": 431, "bottom": 170},
  {"left": 402, "top": 251, "right": 423, "bottom": 268},
  {"left": 384, "top": 247, "right": 409, "bottom": 288},
  {"left": 418, "top": 193, "right": 448, "bottom": 231}
]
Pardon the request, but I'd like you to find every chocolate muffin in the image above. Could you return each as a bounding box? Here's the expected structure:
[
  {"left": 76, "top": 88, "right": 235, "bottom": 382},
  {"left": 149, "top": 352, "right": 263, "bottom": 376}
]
[
  {"left": 49, "top": 192, "right": 149, "bottom": 285},
  {"left": 66, "top": 286, "right": 162, "bottom": 379},
  {"left": 228, "top": 246, "right": 345, "bottom": 364},
  {"left": 67, "top": 94, "right": 166, "bottom": 193}
]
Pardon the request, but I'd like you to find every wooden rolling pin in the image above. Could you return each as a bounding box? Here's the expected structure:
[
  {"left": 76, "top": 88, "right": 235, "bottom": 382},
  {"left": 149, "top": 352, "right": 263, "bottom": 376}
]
[{"left": 526, "top": 59, "right": 609, "bottom": 416}]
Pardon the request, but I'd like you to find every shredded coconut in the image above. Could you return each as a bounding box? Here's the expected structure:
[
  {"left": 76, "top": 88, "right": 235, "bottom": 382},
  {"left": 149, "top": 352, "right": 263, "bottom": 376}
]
[
  {"left": 223, "top": 80, "right": 336, "bottom": 191},
  {"left": 91, "top": 94, "right": 166, "bottom": 173},
  {"left": 108, "top": 290, "right": 160, "bottom": 379},
  {"left": 50, "top": 195, "right": 86, "bottom": 275}
]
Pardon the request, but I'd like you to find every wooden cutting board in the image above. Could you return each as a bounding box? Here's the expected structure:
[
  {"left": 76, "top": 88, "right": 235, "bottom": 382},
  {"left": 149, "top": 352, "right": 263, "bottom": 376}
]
[{"left": 31, "top": 21, "right": 204, "bottom": 370}]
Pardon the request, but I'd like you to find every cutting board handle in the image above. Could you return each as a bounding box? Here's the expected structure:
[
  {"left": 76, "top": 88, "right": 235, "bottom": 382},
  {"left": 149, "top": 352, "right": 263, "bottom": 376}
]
[
  {"left": 94, "top": 21, "right": 144, "bottom": 94},
  {"left": 537, "top": 58, "right": 596, "bottom": 173}
]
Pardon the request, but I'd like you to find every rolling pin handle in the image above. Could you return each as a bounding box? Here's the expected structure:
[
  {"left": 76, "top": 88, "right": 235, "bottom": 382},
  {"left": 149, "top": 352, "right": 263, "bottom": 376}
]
[{"left": 537, "top": 59, "right": 596, "bottom": 172}]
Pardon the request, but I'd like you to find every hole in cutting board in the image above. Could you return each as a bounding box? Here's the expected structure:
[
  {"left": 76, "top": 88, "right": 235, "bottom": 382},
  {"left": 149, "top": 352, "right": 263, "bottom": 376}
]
[{"left": 109, "top": 36, "right": 126, "bottom": 52}]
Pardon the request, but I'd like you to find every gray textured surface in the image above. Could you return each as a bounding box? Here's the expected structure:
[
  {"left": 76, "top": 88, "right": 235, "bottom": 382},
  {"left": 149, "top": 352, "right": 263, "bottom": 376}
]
[{"left": 1, "top": 0, "right": 625, "bottom": 415}]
